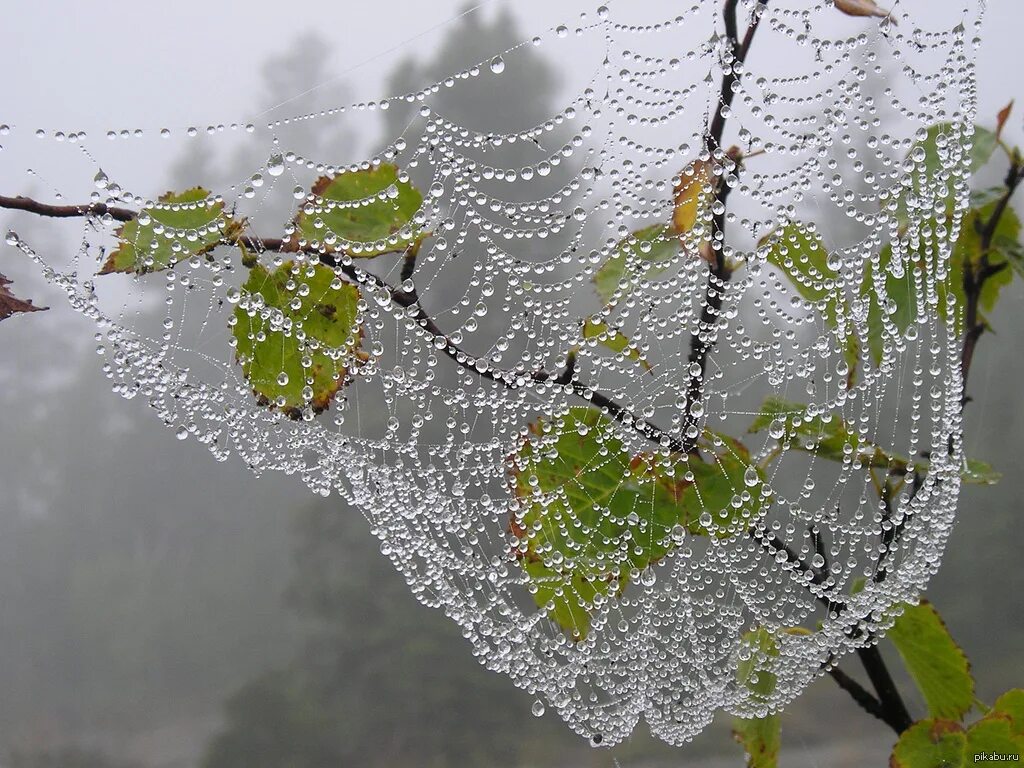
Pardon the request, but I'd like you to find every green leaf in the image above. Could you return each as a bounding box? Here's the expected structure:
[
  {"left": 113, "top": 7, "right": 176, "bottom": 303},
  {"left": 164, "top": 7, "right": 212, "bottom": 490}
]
[
  {"left": 954, "top": 202, "right": 1019, "bottom": 315},
  {"left": 732, "top": 713, "right": 780, "bottom": 768},
  {"left": 232, "top": 260, "right": 363, "bottom": 419},
  {"left": 732, "top": 628, "right": 781, "bottom": 768},
  {"left": 593, "top": 224, "right": 680, "bottom": 305},
  {"left": 965, "top": 714, "right": 1024, "bottom": 762},
  {"left": 859, "top": 241, "right": 919, "bottom": 366},
  {"left": 993, "top": 233, "right": 1024, "bottom": 279},
  {"left": 762, "top": 222, "right": 843, "bottom": 328},
  {"left": 749, "top": 397, "right": 996, "bottom": 484},
  {"left": 992, "top": 690, "right": 1024, "bottom": 737},
  {"left": 294, "top": 164, "right": 424, "bottom": 258},
  {"left": 747, "top": 396, "right": 883, "bottom": 468},
  {"left": 888, "top": 600, "right": 974, "bottom": 721},
  {"left": 961, "top": 459, "right": 1001, "bottom": 486},
  {"left": 890, "top": 720, "right": 967, "bottom": 768},
  {"left": 511, "top": 409, "right": 764, "bottom": 638},
  {"left": 968, "top": 126, "right": 999, "bottom": 173},
  {"left": 100, "top": 188, "right": 241, "bottom": 275},
  {"left": 581, "top": 318, "right": 652, "bottom": 372}
]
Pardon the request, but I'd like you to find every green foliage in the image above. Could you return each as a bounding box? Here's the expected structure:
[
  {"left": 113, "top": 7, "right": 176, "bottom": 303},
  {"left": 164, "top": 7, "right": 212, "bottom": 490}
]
[
  {"left": 859, "top": 240, "right": 918, "bottom": 365},
  {"left": 748, "top": 396, "right": 882, "bottom": 468},
  {"left": 732, "top": 628, "right": 781, "bottom": 768},
  {"left": 889, "top": 691, "right": 1024, "bottom": 768},
  {"left": 511, "top": 408, "right": 765, "bottom": 639},
  {"left": 761, "top": 222, "right": 858, "bottom": 375},
  {"left": 593, "top": 224, "right": 680, "bottom": 305},
  {"left": 890, "top": 719, "right": 968, "bottom": 768},
  {"left": 748, "top": 396, "right": 998, "bottom": 484},
  {"left": 294, "top": 165, "right": 424, "bottom": 257},
  {"left": 762, "top": 222, "right": 842, "bottom": 327},
  {"left": 888, "top": 601, "right": 974, "bottom": 721},
  {"left": 232, "top": 261, "right": 363, "bottom": 418},
  {"left": 581, "top": 318, "right": 652, "bottom": 372},
  {"left": 100, "top": 188, "right": 241, "bottom": 274}
]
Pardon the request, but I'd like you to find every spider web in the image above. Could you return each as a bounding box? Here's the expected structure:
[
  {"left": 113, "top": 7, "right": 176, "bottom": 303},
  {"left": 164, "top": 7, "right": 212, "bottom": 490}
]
[{"left": 3, "top": 0, "right": 983, "bottom": 747}]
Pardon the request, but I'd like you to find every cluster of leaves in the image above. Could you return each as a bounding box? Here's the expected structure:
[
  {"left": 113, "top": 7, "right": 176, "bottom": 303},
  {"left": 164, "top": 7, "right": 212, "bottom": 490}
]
[
  {"left": 729, "top": 107, "right": 1024, "bottom": 768},
  {"left": 731, "top": 600, "right": 1024, "bottom": 767},
  {"left": 509, "top": 407, "right": 766, "bottom": 640},
  {"left": 96, "top": 165, "right": 424, "bottom": 418}
]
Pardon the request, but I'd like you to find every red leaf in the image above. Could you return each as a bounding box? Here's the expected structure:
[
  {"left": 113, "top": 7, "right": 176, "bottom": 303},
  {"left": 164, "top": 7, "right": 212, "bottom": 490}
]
[{"left": 996, "top": 101, "right": 1014, "bottom": 141}]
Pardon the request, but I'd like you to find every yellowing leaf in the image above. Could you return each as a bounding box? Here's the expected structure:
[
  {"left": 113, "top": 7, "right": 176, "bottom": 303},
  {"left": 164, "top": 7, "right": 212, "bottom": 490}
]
[
  {"left": 100, "top": 188, "right": 241, "bottom": 275},
  {"left": 673, "top": 160, "right": 712, "bottom": 236},
  {"left": 888, "top": 601, "right": 974, "bottom": 721},
  {"left": 582, "top": 318, "right": 652, "bottom": 373},
  {"left": 232, "top": 260, "right": 363, "bottom": 418},
  {"left": 294, "top": 164, "right": 424, "bottom": 258}
]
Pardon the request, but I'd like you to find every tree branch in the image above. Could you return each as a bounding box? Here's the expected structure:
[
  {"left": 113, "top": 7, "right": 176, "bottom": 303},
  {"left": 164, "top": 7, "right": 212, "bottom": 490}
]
[
  {"left": 961, "top": 155, "right": 1024, "bottom": 393},
  {"left": 682, "top": 0, "right": 768, "bottom": 451},
  {"left": 0, "top": 193, "right": 687, "bottom": 453},
  {"left": 856, "top": 645, "right": 913, "bottom": 733}
]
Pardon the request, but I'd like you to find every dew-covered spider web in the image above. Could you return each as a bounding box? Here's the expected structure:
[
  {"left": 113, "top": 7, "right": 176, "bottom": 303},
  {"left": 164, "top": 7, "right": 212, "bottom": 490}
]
[{"left": 2, "top": 0, "right": 987, "bottom": 747}]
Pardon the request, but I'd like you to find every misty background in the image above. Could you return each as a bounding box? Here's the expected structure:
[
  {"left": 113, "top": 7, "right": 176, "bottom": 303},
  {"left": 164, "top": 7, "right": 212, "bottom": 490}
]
[{"left": 1, "top": 2, "right": 1022, "bottom": 766}]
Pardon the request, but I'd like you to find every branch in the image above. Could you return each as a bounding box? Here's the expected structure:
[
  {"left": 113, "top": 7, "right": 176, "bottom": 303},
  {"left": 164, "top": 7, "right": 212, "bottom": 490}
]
[
  {"left": 682, "top": 0, "right": 768, "bottom": 451},
  {"left": 0, "top": 193, "right": 686, "bottom": 453},
  {"left": 960, "top": 155, "right": 1024, "bottom": 393},
  {"left": 856, "top": 645, "right": 913, "bottom": 733},
  {"left": 827, "top": 666, "right": 889, "bottom": 724}
]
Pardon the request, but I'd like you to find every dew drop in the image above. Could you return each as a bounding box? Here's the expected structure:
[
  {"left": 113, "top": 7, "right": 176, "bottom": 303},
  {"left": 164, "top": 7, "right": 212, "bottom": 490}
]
[{"left": 489, "top": 56, "right": 506, "bottom": 75}]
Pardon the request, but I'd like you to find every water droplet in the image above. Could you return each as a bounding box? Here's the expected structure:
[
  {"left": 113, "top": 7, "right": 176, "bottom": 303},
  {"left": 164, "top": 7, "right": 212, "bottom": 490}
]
[
  {"left": 531, "top": 699, "right": 545, "bottom": 717},
  {"left": 93, "top": 170, "right": 109, "bottom": 190},
  {"left": 267, "top": 153, "right": 285, "bottom": 177},
  {"left": 743, "top": 466, "right": 760, "bottom": 487},
  {"left": 489, "top": 56, "right": 505, "bottom": 74}
]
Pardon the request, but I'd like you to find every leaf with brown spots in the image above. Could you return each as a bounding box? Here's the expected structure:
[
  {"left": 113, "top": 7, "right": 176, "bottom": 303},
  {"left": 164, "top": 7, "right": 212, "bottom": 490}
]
[{"left": 231, "top": 260, "right": 364, "bottom": 419}]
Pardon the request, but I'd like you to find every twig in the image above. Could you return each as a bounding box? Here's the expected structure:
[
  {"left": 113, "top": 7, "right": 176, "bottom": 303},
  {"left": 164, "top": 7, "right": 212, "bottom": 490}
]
[
  {"left": 827, "top": 666, "right": 889, "bottom": 724},
  {"left": 856, "top": 645, "right": 913, "bottom": 733},
  {"left": 961, "top": 155, "right": 1024, "bottom": 393},
  {"left": 0, "top": 193, "right": 687, "bottom": 453},
  {"left": 682, "top": 0, "right": 768, "bottom": 451}
]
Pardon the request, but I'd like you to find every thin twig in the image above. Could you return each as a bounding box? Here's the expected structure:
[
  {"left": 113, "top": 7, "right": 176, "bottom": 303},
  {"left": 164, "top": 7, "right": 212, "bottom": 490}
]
[
  {"left": 0, "top": 193, "right": 687, "bottom": 453},
  {"left": 682, "top": 0, "right": 768, "bottom": 451}
]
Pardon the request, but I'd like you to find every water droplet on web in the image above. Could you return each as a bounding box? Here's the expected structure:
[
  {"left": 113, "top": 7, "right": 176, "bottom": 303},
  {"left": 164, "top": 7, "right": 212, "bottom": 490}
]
[
  {"left": 489, "top": 56, "right": 505, "bottom": 74},
  {"left": 267, "top": 153, "right": 285, "bottom": 177},
  {"left": 532, "top": 699, "right": 546, "bottom": 717},
  {"left": 743, "top": 466, "right": 759, "bottom": 487},
  {"left": 93, "top": 170, "right": 108, "bottom": 190}
]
